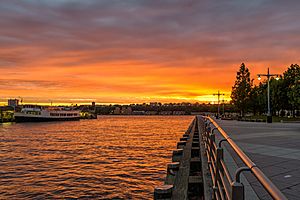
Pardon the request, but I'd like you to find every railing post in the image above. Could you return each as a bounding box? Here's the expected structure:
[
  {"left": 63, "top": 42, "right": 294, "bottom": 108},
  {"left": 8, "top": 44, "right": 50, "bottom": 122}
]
[
  {"left": 203, "top": 123, "right": 210, "bottom": 150},
  {"left": 154, "top": 185, "right": 173, "bottom": 200},
  {"left": 209, "top": 133, "right": 215, "bottom": 159},
  {"left": 231, "top": 167, "right": 250, "bottom": 200},
  {"left": 172, "top": 149, "right": 183, "bottom": 162},
  {"left": 231, "top": 182, "right": 244, "bottom": 200},
  {"left": 205, "top": 122, "right": 211, "bottom": 138},
  {"left": 215, "top": 148, "right": 223, "bottom": 188}
]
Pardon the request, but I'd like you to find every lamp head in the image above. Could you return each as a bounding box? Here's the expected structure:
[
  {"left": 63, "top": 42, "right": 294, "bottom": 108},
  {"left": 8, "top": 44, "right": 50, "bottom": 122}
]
[
  {"left": 258, "top": 75, "right": 261, "bottom": 80},
  {"left": 275, "top": 75, "right": 280, "bottom": 80}
]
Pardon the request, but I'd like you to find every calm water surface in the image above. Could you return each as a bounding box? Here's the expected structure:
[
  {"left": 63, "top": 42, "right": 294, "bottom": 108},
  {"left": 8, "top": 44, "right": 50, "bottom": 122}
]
[{"left": 0, "top": 116, "right": 193, "bottom": 199}]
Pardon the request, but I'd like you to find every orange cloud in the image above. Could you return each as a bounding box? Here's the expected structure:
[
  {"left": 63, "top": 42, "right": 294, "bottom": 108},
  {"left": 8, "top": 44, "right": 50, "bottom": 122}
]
[{"left": 0, "top": 1, "right": 299, "bottom": 105}]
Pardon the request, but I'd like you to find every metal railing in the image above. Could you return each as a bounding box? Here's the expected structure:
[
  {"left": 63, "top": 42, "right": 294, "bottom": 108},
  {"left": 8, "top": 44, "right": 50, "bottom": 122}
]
[{"left": 198, "top": 116, "right": 287, "bottom": 200}]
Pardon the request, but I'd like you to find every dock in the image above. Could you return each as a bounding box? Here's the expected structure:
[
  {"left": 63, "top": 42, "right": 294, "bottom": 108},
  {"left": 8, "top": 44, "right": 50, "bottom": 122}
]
[{"left": 154, "top": 116, "right": 298, "bottom": 199}]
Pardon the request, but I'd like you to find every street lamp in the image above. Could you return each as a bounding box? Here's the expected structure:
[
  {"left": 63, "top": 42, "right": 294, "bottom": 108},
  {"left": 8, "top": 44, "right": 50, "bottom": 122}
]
[
  {"left": 257, "top": 68, "right": 280, "bottom": 123},
  {"left": 213, "top": 90, "right": 224, "bottom": 119},
  {"left": 258, "top": 75, "right": 261, "bottom": 80}
]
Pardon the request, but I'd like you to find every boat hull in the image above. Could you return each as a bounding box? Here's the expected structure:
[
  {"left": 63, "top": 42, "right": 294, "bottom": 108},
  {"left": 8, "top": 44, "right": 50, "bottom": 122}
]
[{"left": 15, "top": 116, "right": 80, "bottom": 123}]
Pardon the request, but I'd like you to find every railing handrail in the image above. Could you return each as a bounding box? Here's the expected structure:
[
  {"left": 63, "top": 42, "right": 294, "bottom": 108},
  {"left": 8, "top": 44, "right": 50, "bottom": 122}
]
[{"left": 204, "top": 116, "right": 287, "bottom": 200}]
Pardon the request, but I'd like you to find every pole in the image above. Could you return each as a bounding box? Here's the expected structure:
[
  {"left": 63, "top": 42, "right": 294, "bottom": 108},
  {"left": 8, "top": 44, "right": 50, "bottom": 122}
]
[
  {"left": 0, "top": 110, "right": 2, "bottom": 123},
  {"left": 267, "top": 68, "right": 270, "bottom": 116},
  {"left": 223, "top": 99, "right": 225, "bottom": 115},
  {"left": 267, "top": 68, "right": 272, "bottom": 123},
  {"left": 257, "top": 67, "right": 279, "bottom": 123},
  {"left": 213, "top": 91, "right": 224, "bottom": 119},
  {"left": 217, "top": 91, "right": 220, "bottom": 118}
]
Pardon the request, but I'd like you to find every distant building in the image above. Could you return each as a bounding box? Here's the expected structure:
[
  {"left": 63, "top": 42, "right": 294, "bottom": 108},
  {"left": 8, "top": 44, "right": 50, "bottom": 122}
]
[
  {"left": 150, "top": 102, "right": 161, "bottom": 107},
  {"left": 121, "top": 106, "right": 132, "bottom": 115},
  {"left": 132, "top": 110, "right": 145, "bottom": 115},
  {"left": 145, "top": 111, "right": 157, "bottom": 115},
  {"left": 181, "top": 102, "right": 192, "bottom": 106},
  {"left": 92, "top": 102, "right": 96, "bottom": 107},
  {"left": 8, "top": 99, "right": 19, "bottom": 107},
  {"left": 113, "top": 107, "right": 121, "bottom": 115},
  {"left": 159, "top": 111, "right": 173, "bottom": 115},
  {"left": 190, "top": 112, "right": 203, "bottom": 115},
  {"left": 173, "top": 111, "right": 186, "bottom": 115},
  {"left": 127, "top": 107, "right": 132, "bottom": 115}
]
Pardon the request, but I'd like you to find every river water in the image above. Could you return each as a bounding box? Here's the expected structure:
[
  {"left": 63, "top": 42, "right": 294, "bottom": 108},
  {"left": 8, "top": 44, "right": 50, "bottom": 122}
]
[{"left": 0, "top": 116, "right": 194, "bottom": 199}]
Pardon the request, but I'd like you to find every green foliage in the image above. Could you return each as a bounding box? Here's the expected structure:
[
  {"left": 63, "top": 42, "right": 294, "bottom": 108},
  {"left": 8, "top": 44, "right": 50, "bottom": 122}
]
[
  {"left": 285, "top": 64, "right": 300, "bottom": 116},
  {"left": 249, "top": 83, "right": 267, "bottom": 115},
  {"left": 231, "top": 63, "right": 300, "bottom": 117},
  {"left": 231, "top": 63, "right": 252, "bottom": 116},
  {"left": 269, "top": 77, "right": 284, "bottom": 114}
]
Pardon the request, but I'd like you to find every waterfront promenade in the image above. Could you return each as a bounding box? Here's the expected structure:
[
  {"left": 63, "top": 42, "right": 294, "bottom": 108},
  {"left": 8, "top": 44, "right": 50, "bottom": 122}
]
[
  {"left": 216, "top": 119, "right": 300, "bottom": 200},
  {"left": 155, "top": 116, "right": 299, "bottom": 199}
]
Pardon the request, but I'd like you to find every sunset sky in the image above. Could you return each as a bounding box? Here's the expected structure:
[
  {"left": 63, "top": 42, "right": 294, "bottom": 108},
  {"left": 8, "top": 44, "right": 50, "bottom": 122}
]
[{"left": 1, "top": 0, "right": 300, "bottom": 105}]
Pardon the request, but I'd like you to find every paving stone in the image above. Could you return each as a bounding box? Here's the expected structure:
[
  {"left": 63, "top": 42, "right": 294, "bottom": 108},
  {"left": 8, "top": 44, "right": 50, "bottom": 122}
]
[
  {"left": 274, "top": 160, "right": 300, "bottom": 171},
  {"left": 261, "top": 192, "right": 300, "bottom": 200},
  {"left": 260, "top": 194, "right": 274, "bottom": 200},
  {"left": 214, "top": 119, "right": 300, "bottom": 199},
  {"left": 250, "top": 183, "right": 270, "bottom": 198},
  {"left": 245, "top": 153, "right": 289, "bottom": 168},
  {"left": 282, "top": 183, "right": 300, "bottom": 196},
  {"left": 259, "top": 165, "right": 295, "bottom": 178},
  {"left": 279, "top": 193, "right": 299, "bottom": 200}
]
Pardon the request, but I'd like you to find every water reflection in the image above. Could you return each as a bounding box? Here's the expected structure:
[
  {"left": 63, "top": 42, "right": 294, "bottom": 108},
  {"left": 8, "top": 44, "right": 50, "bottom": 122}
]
[{"left": 0, "top": 116, "right": 193, "bottom": 199}]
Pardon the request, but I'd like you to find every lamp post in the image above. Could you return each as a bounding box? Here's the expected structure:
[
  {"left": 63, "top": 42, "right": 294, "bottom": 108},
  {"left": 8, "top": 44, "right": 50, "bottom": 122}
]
[
  {"left": 257, "top": 68, "right": 280, "bottom": 123},
  {"left": 222, "top": 99, "right": 225, "bottom": 116},
  {"left": 213, "top": 90, "right": 224, "bottom": 119}
]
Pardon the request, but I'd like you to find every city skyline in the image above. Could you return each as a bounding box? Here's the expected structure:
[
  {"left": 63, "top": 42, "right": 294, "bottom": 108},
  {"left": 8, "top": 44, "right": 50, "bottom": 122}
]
[{"left": 1, "top": 1, "right": 300, "bottom": 105}]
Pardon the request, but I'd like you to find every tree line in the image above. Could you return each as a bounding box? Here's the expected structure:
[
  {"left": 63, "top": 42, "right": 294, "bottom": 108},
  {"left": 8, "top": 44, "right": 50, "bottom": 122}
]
[
  {"left": 231, "top": 63, "right": 300, "bottom": 117},
  {"left": 94, "top": 103, "right": 235, "bottom": 115}
]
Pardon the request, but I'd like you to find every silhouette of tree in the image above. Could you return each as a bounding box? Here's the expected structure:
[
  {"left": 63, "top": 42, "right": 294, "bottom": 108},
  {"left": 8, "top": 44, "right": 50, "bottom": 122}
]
[
  {"left": 231, "top": 63, "right": 253, "bottom": 116},
  {"left": 284, "top": 64, "right": 300, "bottom": 117}
]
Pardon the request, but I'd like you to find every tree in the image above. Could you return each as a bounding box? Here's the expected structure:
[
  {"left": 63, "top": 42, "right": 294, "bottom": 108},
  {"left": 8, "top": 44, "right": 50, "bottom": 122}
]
[
  {"left": 249, "top": 83, "right": 267, "bottom": 115},
  {"left": 269, "top": 77, "right": 285, "bottom": 115},
  {"left": 249, "top": 85, "right": 259, "bottom": 115},
  {"left": 231, "top": 63, "right": 253, "bottom": 116},
  {"left": 288, "top": 77, "right": 300, "bottom": 116},
  {"left": 283, "top": 64, "right": 300, "bottom": 117}
]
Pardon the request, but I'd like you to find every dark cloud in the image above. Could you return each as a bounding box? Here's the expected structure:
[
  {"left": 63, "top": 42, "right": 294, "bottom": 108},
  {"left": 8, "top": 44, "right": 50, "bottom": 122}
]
[
  {"left": 1, "top": 0, "right": 300, "bottom": 102},
  {"left": 1, "top": 0, "right": 299, "bottom": 69}
]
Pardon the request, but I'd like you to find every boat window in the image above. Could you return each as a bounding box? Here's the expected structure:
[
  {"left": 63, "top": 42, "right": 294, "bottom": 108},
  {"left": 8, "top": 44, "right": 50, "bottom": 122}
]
[{"left": 26, "top": 111, "right": 40, "bottom": 115}]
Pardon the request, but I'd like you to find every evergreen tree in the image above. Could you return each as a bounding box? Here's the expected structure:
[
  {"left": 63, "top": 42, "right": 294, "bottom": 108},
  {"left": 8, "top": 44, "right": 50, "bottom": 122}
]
[
  {"left": 269, "top": 77, "right": 284, "bottom": 115},
  {"left": 231, "top": 63, "right": 253, "bottom": 116},
  {"left": 284, "top": 64, "right": 300, "bottom": 117},
  {"left": 249, "top": 83, "right": 267, "bottom": 115}
]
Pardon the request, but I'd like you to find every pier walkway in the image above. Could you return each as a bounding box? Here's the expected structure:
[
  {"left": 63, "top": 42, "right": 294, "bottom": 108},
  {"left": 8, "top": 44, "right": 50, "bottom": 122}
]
[
  {"left": 216, "top": 119, "right": 300, "bottom": 200},
  {"left": 154, "top": 116, "right": 300, "bottom": 200}
]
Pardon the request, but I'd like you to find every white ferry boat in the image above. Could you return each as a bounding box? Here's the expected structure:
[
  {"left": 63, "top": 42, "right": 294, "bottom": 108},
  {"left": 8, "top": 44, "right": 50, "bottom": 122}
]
[{"left": 14, "top": 105, "right": 80, "bottom": 122}]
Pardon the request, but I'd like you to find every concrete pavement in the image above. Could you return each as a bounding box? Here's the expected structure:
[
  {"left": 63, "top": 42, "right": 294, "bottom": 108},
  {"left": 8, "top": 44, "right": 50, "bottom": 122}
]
[{"left": 214, "top": 119, "right": 300, "bottom": 200}]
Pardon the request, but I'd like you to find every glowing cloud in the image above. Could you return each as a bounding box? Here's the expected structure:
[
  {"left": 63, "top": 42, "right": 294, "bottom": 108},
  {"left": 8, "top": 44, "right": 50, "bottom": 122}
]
[{"left": 0, "top": 1, "right": 299, "bottom": 104}]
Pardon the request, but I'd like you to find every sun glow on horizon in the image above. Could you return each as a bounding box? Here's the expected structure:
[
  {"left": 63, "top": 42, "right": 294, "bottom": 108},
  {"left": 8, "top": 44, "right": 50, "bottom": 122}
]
[
  {"left": 0, "top": 92, "right": 232, "bottom": 106},
  {"left": 0, "top": 1, "right": 299, "bottom": 104}
]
